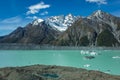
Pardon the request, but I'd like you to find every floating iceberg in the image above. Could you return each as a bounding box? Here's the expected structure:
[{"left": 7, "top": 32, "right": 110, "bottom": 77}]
[
  {"left": 112, "top": 56, "right": 120, "bottom": 59},
  {"left": 90, "top": 51, "right": 98, "bottom": 56},
  {"left": 80, "top": 50, "right": 98, "bottom": 56}
]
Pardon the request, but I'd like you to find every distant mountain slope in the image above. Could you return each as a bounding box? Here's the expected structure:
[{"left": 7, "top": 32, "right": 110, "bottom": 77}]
[
  {"left": 0, "top": 21, "right": 60, "bottom": 44},
  {"left": 56, "top": 10, "right": 120, "bottom": 46},
  {"left": 0, "top": 10, "right": 120, "bottom": 47}
]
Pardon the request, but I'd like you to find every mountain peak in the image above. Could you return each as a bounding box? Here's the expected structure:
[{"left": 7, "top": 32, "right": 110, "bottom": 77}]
[
  {"left": 96, "top": 10, "right": 102, "bottom": 13},
  {"left": 65, "top": 13, "right": 74, "bottom": 20},
  {"left": 45, "top": 14, "right": 77, "bottom": 31},
  {"left": 92, "top": 10, "right": 106, "bottom": 17},
  {"left": 66, "top": 13, "right": 73, "bottom": 17},
  {"left": 32, "top": 19, "right": 44, "bottom": 26},
  {"left": 94, "top": 10, "right": 102, "bottom": 15},
  {"left": 87, "top": 10, "right": 110, "bottom": 20}
]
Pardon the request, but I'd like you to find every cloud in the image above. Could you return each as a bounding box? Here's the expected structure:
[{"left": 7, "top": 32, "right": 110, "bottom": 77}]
[
  {"left": 86, "top": 0, "right": 107, "bottom": 5},
  {"left": 26, "top": 2, "right": 50, "bottom": 15},
  {"left": 0, "top": 26, "right": 17, "bottom": 30},
  {"left": 0, "top": 25, "right": 18, "bottom": 36},
  {"left": 26, "top": 16, "right": 38, "bottom": 19},
  {"left": 0, "top": 16, "right": 31, "bottom": 36},
  {"left": 0, "top": 16, "right": 22, "bottom": 24},
  {"left": 40, "top": 11, "right": 48, "bottom": 15}
]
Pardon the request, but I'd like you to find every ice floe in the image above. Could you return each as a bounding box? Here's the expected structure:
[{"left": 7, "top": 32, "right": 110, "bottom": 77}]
[
  {"left": 112, "top": 56, "right": 120, "bottom": 59},
  {"left": 80, "top": 50, "right": 98, "bottom": 56},
  {"left": 90, "top": 51, "right": 97, "bottom": 56}
]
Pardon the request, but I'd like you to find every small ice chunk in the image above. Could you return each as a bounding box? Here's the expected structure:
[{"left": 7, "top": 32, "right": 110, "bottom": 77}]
[
  {"left": 80, "top": 50, "right": 89, "bottom": 55},
  {"left": 90, "top": 51, "right": 98, "bottom": 56},
  {"left": 112, "top": 56, "right": 120, "bottom": 59},
  {"left": 84, "top": 64, "right": 90, "bottom": 67}
]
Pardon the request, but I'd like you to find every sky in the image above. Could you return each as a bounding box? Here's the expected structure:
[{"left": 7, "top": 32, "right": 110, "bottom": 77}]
[{"left": 0, "top": 0, "right": 120, "bottom": 36}]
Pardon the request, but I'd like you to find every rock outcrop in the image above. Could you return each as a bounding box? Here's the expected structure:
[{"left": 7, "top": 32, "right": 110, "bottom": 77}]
[{"left": 0, "top": 65, "right": 120, "bottom": 80}]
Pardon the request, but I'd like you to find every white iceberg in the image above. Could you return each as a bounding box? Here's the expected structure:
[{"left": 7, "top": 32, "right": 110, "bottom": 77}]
[
  {"left": 90, "top": 51, "right": 98, "bottom": 56},
  {"left": 112, "top": 56, "right": 120, "bottom": 59},
  {"left": 80, "top": 50, "right": 98, "bottom": 56},
  {"left": 84, "top": 64, "right": 90, "bottom": 67}
]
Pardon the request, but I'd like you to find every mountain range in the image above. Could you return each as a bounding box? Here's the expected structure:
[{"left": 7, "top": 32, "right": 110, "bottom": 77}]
[{"left": 0, "top": 10, "right": 120, "bottom": 47}]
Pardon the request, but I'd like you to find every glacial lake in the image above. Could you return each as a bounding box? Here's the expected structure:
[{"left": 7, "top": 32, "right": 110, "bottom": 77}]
[{"left": 0, "top": 50, "right": 120, "bottom": 75}]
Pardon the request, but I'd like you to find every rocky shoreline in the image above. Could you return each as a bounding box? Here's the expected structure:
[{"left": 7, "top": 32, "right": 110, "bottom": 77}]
[
  {"left": 0, "top": 43, "right": 120, "bottom": 50},
  {"left": 0, "top": 65, "right": 120, "bottom": 80}
]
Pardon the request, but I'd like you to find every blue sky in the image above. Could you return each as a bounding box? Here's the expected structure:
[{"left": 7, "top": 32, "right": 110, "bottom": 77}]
[{"left": 0, "top": 0, "right": 120, "bottom": 36}]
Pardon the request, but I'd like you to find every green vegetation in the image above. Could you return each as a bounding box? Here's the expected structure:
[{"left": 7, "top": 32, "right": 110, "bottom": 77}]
[
  {"left": 80, "top": 36, "right": 89, "bottom": 46},
  {"left": 117, "top": 22, "right": 120, "bottom": 30},
  {"left": 97, "top": 30, "right": 119, "bottom": 46},
  {"left": 57, "top": 39, "right": 69, "bottom": 46}
]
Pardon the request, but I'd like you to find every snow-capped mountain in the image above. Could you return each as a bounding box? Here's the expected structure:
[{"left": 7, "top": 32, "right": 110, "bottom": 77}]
[
  {"left": 45, "top": 14, "right": 78, "bottom": 31},
  {"left": 1, "top": 10, "right": 120, "bottom": 47},
  {"left": 56, "top": 10, "right": 120, "bottom": 46},
  {"left": 87, "top": 10, "right": 120, "bottom": 31},
  {"left": 87, "top": 10, "right": 119, "bottom": 22},
  {"left": 32, "top": 19, "right": 44, "bottom": 26},
  {"left": 32, "top": 14, "right": 78, "bottom": 31},
  {"left": 87, "top": 10, "right": 120, "bottom": 42},
  {"left": 87, "top": 10, "right": 104, "bottom": 20}
]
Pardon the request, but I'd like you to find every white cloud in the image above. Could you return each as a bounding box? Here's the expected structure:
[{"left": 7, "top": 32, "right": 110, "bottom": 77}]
[
  {"left": 26, "top": 16, "right": 38, "bottom": 19},
  {"left": 40, "top": 11, "right": 48, "bottom": 15},
  {"left": 0, "top": 16, "right": 31, "bottom": 36},
  {"left": 0, "top": 16, "right": 22, "bottom": 24},
  {"left": 0, "top": 26, "right": 17, "bottom": 30},
  {"left": 0, "top": 25, "right": 19, "bottom": 36},
  {"left": 26, "top": 2, "right": 50, "bottom": 15},
  {"left": 86, "top": 0, "right": 107, "bottom": 5}
]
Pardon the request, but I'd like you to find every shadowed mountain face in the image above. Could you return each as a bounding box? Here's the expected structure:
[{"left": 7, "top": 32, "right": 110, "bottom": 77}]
[
  {"left": 56, "top": 10, "right": 120, "bottom": 46},
  {"left": 0, "top": 22, "right": 60, "bottom": 44},
  {"left": 0, "top": 10, "right": 120, "bottom": 47}
]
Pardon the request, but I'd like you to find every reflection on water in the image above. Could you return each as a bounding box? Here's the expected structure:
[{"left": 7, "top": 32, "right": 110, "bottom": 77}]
[
  {"left": 0, "top": 50, "right": 120, "bottom": 75},
  {"left": 41, "top": 73, "right": 59, "bottom": 78}
]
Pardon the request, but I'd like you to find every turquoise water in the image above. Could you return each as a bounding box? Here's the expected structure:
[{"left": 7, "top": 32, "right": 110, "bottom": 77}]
[{"left": 0, "top": 50, "right": 120, "bottom": 75}]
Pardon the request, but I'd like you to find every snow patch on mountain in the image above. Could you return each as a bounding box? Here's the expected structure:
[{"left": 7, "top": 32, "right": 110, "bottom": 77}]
[
  {"left": 32, "top": 19, "right": 44, "bottom": 25},
  {"left": 45, "top": 14, "right": 78, "bottom": 31},
  {"left": 32, "top": 14, "right": 79, "bottom": 31},
  {"left": 87, "top": 10, "right": 103, "bottom": 20}
]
